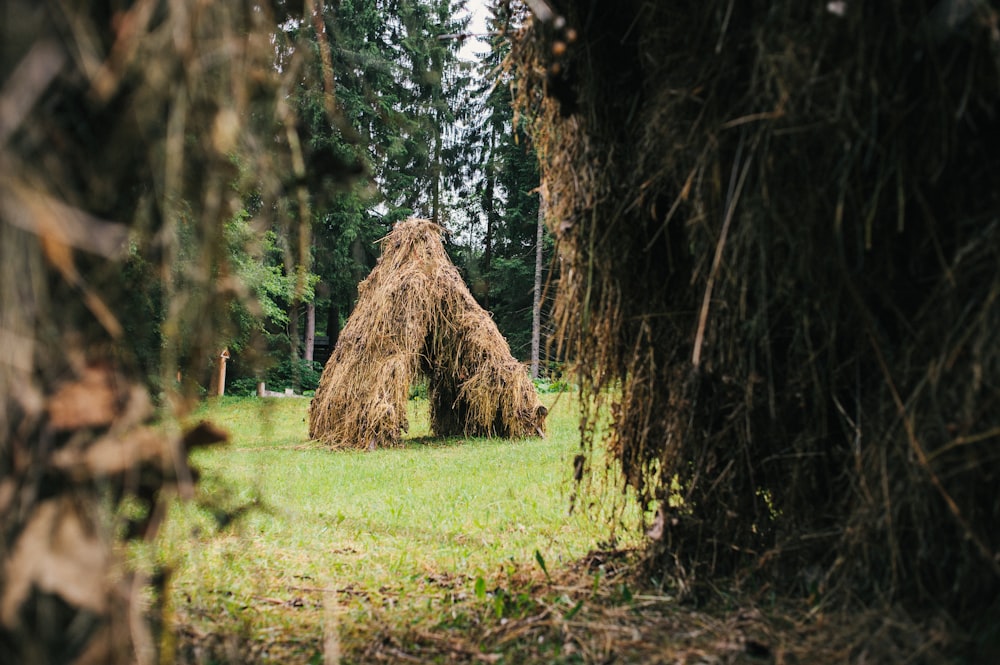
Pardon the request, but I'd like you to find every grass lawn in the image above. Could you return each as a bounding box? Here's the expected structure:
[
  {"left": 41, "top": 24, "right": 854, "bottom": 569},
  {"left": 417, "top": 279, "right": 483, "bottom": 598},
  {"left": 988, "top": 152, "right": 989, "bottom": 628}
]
[
  {"left": 151, "top": 392, "right": 648, "bottom": 663},
  {"left": 143, "top": 393, "right": 960, "bottom": 664}
]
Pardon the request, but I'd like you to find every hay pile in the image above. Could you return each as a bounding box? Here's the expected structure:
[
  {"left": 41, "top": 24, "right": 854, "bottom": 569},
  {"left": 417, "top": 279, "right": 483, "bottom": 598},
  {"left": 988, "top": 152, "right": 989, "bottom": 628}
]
[
  {"left": 514, "top": 0, "right": 1000, "bottom": 630},
  {"left": 1, "top": 1, "right": 324, "bottom": 661},
  {"left": 309, "top": 218, "right": 546, "bottom": 448}
]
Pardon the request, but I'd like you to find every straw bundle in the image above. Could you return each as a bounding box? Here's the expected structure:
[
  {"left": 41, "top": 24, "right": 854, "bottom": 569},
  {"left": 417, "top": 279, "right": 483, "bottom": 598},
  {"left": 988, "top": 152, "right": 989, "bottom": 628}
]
[
  {"left": 309, "top": 218, "right": 546, "bottom": 448},
  {"left": 513, "top": 0, "right": 1000, "bottom": 625},
  {"left": 1, "top": 1, "right": 320, "bottom": 661}
]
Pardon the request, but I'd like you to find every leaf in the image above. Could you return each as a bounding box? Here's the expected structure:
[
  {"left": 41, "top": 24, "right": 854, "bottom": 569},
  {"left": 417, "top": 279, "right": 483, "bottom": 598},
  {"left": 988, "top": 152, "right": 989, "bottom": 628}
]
[
  {"left": 474, "top": 576, "right": 486, "bottom": 601},
  {"left": 534, "top": 548, "right": 551, "bottom": 582},
  {"left": 563, "top": 599, "right": 584, "bottom": 620},
  {"left": 493, "top": 589, "right": 506, "bottom": 618},
  {"left": 46, "top": 364, "right": 119, "bottom": 430}
]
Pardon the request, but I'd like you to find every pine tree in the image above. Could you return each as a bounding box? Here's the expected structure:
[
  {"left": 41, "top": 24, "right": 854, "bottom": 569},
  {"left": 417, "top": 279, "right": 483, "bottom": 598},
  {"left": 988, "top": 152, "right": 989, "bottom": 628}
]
[
  {"left": 286, "top": 0, "right": 473, "bottom": 364},
  {"left": 460, "top": 2, "right": 548, "bottom": 359}
]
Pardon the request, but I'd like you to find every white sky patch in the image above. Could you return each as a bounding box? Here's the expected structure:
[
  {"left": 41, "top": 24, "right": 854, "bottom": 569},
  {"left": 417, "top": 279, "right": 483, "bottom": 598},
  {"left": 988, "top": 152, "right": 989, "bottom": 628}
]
[
  {"left": 458, "top": 0, "right": 492, "bottom": 62},
  {"left": 444, "top": 0, "right": 493, "bottom": 246}
]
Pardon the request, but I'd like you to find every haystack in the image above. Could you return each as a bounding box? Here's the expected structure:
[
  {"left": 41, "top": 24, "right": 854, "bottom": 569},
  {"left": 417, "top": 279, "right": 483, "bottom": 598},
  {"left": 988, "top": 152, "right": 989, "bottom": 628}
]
[
  {"left": 309, "top": 218, "right": 546, "bottom": 448},
  {"left": 1, "top": 1, "right": 315, "bottom": 661},
  {"left": 513, "top": 0, "right": 1000, "bottom": 630}
]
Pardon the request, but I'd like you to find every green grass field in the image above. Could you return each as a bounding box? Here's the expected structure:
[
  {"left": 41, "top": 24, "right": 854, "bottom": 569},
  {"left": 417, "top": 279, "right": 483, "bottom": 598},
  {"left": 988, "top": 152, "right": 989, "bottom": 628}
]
[
  {"left": 149, "top": 393, "right": 648, "bottom": 663},
  {"left": 139, "top": 394, "right": 944, "bottom": 665}
]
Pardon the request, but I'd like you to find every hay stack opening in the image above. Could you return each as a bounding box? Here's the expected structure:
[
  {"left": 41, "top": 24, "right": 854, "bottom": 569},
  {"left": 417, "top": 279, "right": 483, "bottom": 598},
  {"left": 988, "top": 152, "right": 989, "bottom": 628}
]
[{"left": 309, "top": 218, "right": 546, "bottom": 449}]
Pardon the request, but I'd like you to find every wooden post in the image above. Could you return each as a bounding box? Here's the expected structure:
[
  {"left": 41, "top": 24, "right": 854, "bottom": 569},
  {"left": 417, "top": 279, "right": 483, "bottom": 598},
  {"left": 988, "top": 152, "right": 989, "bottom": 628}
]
[{"left": 216, "top": 348, "right": 230, "bottom": 396}]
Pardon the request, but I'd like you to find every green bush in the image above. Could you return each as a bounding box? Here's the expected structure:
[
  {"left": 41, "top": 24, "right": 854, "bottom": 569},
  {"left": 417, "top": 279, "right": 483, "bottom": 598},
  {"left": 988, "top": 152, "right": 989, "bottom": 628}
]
[
  {"left": 408, "top": 379, "right": 428, "bottom": 400},
  {"left": 267, "top": 357, "right": 322, "bottom": 393},
  {"left": 227, "top": 357, "right": 323, "bottom": 396},
  {"left": 533, "top": 377, "right": 573, "bottom": 394},
  {"left": 228, "top": 377, "right": 261, "bottom": 396}
]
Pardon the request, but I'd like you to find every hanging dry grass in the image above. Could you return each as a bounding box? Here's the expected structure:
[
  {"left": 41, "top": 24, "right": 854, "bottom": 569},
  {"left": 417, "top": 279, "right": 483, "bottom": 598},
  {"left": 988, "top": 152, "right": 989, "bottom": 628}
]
[
  {"left": 309, "top": 218, "right": 546, "bottom": 449},
  {"left": 512, "top": 0, "right": 1000, "bottom": 639},
  {"left": 0, "top": 1, "right": 338, "bottom": 662}
]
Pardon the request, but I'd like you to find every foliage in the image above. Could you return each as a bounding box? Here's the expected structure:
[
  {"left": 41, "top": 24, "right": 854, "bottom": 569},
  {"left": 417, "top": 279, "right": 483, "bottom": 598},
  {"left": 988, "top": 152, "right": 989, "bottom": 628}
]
[
  {"left": 121, "top": 243, "right": 166, "bottom": 384},
  {"left": 408, "top": 378, "right": 429, "bottom": 400},
  {"left": 226, "top": 213, "right": 318, "bottom": 331},
  {"left": 454, "top": 2, "right": 552, "bottom": 359},
  {"left": 228, "top": 358, "right": 323, "bottom": 396},
  {"left": 266, "top": 357, "right": 323, "bottom": 393},
  {"left": 283, "top": 0, "right": 473, "bottom": 349},
  {"left": 533, "top": 376, "right": 573, "bottom": 394}
]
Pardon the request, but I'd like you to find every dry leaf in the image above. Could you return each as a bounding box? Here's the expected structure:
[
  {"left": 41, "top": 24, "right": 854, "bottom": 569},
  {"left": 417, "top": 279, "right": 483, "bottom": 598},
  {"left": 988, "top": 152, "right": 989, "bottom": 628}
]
[
  {"left": 47, "top": 364, "right": 118, "bottom": 430},
  {"left": 1, "top": 497, "right": 110, "bottom": 626},
  {"left": 51, "top": 427, "right": 168, "bottom": 479}
]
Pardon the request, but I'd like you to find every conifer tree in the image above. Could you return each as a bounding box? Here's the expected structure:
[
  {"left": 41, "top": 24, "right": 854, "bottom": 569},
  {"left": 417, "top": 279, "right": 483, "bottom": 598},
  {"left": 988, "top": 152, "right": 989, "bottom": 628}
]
[
  {"left": 461, "top": 2, "right": 549, "bottom": 358},
  {"left": 276, "top": 0, "right": 471, "bottom": 370}
]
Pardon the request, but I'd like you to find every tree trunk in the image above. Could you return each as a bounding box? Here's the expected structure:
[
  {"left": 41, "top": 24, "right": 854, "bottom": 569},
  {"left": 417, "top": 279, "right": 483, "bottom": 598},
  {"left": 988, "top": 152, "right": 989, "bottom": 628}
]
[
  {"left": 431, "top": 120, "right": 442, "bottom": 223},
  {"left": 304, "top": 301, "right": 315, "bottom": 362},
  {"left": 481, "top": 149, "right": 497, "bottom": 309},
  {"left": 327, "top": 302, "right": 341, "bottom": 349},
  {"left": 530, "top": 197, "right": 544, "bottom": 379},
  {"left": 289, "top": 304, "right": 300, "bottom": 357},
  {"left": 483, "top": 178, "right": 494, "bottom": 310},
  {"left": 289, "top": 303, "right": 301, "bottom": 389}
]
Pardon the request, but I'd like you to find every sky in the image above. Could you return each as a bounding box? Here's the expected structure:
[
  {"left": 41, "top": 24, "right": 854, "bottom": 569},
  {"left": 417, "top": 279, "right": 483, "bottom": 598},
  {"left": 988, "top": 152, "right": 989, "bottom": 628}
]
[{"left": 458, "top": 0, "right": 492, "bottom": 61}]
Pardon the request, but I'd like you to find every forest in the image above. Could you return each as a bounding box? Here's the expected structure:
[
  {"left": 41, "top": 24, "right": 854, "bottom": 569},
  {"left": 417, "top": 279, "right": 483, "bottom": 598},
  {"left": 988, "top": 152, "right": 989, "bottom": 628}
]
[
  {"left": 2, "top": 0, "right": 999, "bottom": 663},
  {"left": 114, "top": 0, "right": 551, "bottom": 397}
]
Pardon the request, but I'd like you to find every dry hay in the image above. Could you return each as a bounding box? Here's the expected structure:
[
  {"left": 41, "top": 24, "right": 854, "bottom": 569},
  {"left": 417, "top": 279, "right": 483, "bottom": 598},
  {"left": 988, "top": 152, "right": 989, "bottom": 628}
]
[
  {"left": 1, "top": 1, "right": 335, "bottom": 662},
  {"left": 368, "top": 551, "right": 965, "bottom": 664},
  {"left": 309, "top": 218, "right": 546, "bottom": 449},
  {"left": 512, "top": 0, "right": 1000, "bottom": 641}
]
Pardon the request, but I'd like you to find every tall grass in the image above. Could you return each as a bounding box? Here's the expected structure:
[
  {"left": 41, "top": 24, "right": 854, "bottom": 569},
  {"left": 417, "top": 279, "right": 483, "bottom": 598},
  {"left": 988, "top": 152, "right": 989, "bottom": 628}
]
[{"left": 151, "top": 393, "right": 643, "bottom": 661}]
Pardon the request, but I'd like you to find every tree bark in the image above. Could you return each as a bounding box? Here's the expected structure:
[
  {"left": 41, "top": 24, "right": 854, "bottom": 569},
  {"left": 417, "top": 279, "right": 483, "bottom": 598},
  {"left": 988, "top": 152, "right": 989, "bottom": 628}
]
[
  {"left": 431, "top": 119, "right": 442, "bottom": 223},
  {"left": 481, "top": 147, "right": 498, "bottom": 309},
  {"left": 530, "top": 197, "right": 544, "bottom": 379},
  {"left": 304, "top": 301, "right": 316, "bottom": 362},
  {"left": 290, "top": 303, "right": 300, "bottom": 352},
  {"left": 327, "top": 302, "right": 341, "bottom": 348},
  {"left": 289, "top": 303, "right": 301, "bottom": 389}
]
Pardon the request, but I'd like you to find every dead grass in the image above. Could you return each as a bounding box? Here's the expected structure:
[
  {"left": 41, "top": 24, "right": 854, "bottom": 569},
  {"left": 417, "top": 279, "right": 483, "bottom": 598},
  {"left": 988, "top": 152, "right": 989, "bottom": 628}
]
[
  {"left": 0, "top": 2, "right": 320, "bottom": 662},
  {"left": 309, "top": 218, "right": 546, "bottom": 449},
  {"left": 172, "top": 545, "right": 972, "bottom": 664},
  {"left": 511, "top": 0, "right": 1000, "bottom": 628}
]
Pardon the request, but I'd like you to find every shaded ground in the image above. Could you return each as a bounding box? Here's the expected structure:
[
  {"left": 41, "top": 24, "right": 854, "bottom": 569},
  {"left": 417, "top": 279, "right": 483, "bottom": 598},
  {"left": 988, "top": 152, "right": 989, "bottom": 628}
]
[{"left": 173, "top": 548, "right": 967, "bottom": 665}]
